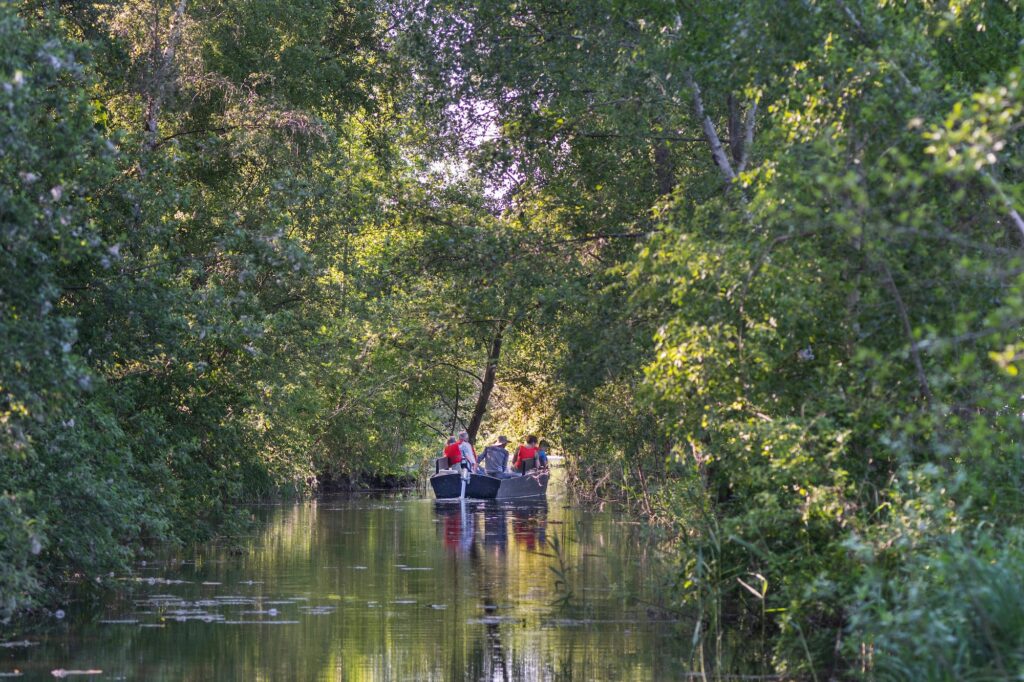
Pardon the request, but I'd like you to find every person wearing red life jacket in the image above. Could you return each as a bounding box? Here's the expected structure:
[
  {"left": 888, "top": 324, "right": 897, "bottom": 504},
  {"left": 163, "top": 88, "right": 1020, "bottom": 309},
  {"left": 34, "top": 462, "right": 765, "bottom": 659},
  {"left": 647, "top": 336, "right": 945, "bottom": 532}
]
[
  {"left": 443, "top": 436, "right": 462, "bottom": 468},
  {"left": 512, "top": 435, "right": 539, "bottom": 473}
]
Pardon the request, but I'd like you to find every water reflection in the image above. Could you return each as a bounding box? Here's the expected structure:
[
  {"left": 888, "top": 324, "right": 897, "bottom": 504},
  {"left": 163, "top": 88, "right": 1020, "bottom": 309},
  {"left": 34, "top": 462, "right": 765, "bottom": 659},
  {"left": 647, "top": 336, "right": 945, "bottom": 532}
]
[
  {"left": 466, "top": 502, "right": 549, "bottom": 682},
  {"left": 434, "top": 501, "right": 548, "bottom": 556},
  {"left": 3, "top": 495, "right": 696, "bottom": 681}
]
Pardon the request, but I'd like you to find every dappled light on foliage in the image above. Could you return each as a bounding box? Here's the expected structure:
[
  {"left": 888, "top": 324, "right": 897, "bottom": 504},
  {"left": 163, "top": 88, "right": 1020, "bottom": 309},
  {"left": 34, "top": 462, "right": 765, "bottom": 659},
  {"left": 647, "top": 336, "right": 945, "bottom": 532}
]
[{"left": 4, "top": 0, "right": 1024, "bottom": 678}]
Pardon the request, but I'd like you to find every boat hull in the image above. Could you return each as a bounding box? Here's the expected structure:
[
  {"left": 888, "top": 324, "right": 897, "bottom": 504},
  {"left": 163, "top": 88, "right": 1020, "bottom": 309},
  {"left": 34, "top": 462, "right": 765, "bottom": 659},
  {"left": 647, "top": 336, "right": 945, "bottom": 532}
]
[
  {"left": 496, "top": 469, "right": 549, "bottom": 499},
  {"left": 430, "top": 472, "right": 501, "bottom": 499},
  {"left": 429, "top": 469, "right": 549, "bottom": 500}
]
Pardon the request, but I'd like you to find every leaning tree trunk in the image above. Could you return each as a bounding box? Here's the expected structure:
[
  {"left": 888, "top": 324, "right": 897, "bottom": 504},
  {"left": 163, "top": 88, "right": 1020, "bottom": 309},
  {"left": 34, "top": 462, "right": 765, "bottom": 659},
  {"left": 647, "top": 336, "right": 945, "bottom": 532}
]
[{"left": 466, "top": 320, "right": 506, "bottom": 444}]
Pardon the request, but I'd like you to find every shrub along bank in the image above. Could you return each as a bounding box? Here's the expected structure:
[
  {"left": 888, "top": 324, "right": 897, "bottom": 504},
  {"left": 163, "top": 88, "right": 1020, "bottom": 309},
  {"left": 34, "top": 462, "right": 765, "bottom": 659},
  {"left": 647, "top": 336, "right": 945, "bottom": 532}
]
[{"left": 0, "top": 2, "right": 483, "bottom": 620}]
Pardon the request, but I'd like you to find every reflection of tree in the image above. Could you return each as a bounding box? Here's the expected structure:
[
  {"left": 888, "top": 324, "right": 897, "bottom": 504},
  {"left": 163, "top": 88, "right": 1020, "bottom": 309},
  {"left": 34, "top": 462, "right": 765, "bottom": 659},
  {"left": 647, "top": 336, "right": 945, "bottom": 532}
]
[
  {"left": 433, "top": 501, "right": 553, "bottom": 681},
  {"left": 478, "top": 503, "right": 512, "bottom": 682},
  {"left": 20, "top": 499, "right": 698, "bottom": 680}
]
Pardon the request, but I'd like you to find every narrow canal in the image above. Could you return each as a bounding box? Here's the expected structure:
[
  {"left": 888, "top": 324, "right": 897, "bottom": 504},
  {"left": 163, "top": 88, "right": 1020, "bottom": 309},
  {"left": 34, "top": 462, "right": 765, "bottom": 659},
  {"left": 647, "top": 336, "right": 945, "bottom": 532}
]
[{"left": 4, "top": 473, "right": 698, "bottom": 680}]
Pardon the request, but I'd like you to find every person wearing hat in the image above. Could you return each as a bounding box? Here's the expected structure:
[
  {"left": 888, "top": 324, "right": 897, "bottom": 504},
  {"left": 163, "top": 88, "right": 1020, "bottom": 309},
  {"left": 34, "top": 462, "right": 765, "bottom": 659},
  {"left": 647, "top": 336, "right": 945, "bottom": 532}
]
[{"left": 478, "top": 435, "right": 514, "bottom": 478}]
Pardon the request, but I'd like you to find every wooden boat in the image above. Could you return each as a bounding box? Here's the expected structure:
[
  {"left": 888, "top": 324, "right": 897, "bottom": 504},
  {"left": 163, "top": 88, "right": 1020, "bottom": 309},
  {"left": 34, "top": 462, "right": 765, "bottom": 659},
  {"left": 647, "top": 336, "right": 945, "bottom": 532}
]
[
  {"left": 493, "top": 467, "right": 549, "bottom": 500},
  {"left": 429, "top": 458, "right": 549, "bottom": 500}
]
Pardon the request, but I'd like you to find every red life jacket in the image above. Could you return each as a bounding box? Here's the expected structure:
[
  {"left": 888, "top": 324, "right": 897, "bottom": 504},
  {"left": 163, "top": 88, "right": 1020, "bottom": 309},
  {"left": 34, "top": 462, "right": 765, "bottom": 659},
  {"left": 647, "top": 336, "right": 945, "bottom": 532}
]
[
  {"left": 445, "top": 440, "right": 477, "bottom": 465},
  {"left": 516, "top": 445, "right": 538, "bottom": 462},
  {"left": 444, "top": 441, "right": 462, "bottom": 465}
]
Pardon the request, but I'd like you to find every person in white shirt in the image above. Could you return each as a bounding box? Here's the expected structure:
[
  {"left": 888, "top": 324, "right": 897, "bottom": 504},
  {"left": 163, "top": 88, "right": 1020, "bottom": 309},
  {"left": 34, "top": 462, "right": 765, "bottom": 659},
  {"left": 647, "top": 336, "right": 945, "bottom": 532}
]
[{"left": 457, "top": 430, "right": 478, "bottom": 473}]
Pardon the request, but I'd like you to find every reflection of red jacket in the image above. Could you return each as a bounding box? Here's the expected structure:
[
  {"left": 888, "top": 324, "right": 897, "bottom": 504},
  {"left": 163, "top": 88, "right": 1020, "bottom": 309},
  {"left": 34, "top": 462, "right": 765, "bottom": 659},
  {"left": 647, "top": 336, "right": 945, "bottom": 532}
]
[
  {"left": 514, "top": 445, "right": 538, "bottom": 467},
  {"left": 444, "top": 442, "right": 462, "bottom": 465},
  {"left": 512, "top": 518, "right": 538, "bottom": 551}
]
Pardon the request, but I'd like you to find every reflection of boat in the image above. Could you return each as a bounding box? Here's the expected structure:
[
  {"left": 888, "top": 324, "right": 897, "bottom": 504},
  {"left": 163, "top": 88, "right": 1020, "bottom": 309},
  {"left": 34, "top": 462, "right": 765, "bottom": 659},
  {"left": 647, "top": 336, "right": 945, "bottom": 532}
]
[
  {"left": 433, "top": 500, "right": 478, "bottom": 553},
  {"left": 429, "top": 458, "right": 549, "bottom": 500},
  {"left": 433, "top": 500, "right": 548, "bottom": 553}
]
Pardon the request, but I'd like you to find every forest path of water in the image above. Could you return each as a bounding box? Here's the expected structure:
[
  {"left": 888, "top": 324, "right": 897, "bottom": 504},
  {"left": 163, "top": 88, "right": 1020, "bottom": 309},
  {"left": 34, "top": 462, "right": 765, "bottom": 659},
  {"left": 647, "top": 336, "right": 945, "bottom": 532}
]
[{"left": 1, "top": 472, "right": 751, "bottom": 681}]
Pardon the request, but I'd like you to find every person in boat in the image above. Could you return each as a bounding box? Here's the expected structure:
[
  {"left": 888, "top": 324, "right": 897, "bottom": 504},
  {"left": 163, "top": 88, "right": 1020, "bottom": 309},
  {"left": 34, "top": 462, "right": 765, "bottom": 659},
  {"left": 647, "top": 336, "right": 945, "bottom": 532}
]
[
  {"left": 457, "top": 430, "right": 478, "bottom": 473},
  {"left": 537, "top": 440, "right": 550, "bottom": 469},
  {"left": 512, "top": 435, "right": 540, "bottom": 473},
  {"left": 478, "top": 435, "right": 515, "bottom": 478},
  {"left": 443, "top": 436, "right": 462, "bottom": 470}
]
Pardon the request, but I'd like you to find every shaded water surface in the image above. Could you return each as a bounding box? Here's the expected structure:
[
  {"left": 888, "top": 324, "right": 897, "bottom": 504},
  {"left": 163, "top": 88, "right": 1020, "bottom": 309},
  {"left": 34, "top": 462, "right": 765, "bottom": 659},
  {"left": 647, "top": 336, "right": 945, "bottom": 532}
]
[{"left": 2, "top": 484, "right": 694, "bottom": 680}]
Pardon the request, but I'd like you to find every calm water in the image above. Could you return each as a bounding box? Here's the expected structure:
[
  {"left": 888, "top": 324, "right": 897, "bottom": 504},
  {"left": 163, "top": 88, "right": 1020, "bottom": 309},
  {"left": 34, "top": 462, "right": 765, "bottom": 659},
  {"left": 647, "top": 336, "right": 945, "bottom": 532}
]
[{"left": 2, "top": 475, "right": 698, "bottom": 680}]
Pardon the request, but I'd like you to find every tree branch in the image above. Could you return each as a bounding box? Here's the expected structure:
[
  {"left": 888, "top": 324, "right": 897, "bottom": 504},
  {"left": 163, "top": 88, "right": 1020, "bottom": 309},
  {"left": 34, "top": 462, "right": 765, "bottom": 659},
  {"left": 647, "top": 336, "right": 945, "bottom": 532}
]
[
  {"left": 876, "top": 259, "right": 934, "bottom": 403},
  {"left": 737, "top": 230, "right": 818, "bottom": 302},
  {"left": 734, "top": 230, "right": 818, "bottom": 365},
  {"left": 684, "top": 70, "right": 736, "bottom": 182},
  {"left": 916, "top": 317, "right": 1024, "bottom": 351},
  {"left": 536, "top": 231, "right": 650, "bottom": 248},
  {"left": 573, "top": 131, "right": 710, "bottom": 144},
  {"left": 737, "top": 98, "right": 759, "bottom": 173},
  {"left": 437, "top": 361, "right": 484, "bottom": 385},
  {"left": 982, "top": 170, "right": 1024, "bottom": 244},
  {"left": 144, "top": 0, "right": 189, "bottom": 150}
]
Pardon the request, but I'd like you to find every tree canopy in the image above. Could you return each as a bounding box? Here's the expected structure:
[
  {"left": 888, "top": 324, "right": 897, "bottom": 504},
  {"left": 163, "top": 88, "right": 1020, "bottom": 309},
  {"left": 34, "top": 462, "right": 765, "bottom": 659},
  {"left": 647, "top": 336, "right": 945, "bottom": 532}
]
[{"left": 4, "top": 0, "right": 1024, "bottom": 676}]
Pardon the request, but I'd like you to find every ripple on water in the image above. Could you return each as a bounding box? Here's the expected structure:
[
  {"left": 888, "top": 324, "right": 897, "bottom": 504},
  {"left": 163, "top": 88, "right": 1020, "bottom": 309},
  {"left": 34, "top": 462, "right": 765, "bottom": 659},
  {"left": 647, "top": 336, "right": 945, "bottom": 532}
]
[
  {"left": 300, "top": 606, "right": 336, "bottom": 615},
  {"left": 138, "top": 577, "right": 190, "bottom": 585},
  {"left": 172, "top": 614, "right": 224, "bottom": 623},
  {"left": 50, "top": 668, "right": 103, "bottom": 677},
  {"left": 467, "top": 616, "right": 522, "bottom": 625}
]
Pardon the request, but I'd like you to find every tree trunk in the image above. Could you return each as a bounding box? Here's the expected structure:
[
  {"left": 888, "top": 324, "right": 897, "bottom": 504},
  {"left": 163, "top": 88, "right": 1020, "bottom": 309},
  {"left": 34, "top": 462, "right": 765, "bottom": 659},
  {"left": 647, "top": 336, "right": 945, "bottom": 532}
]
[
  {"left": 466, "top": 320, "right": 506, "bottom": 444},
  {"left": 728, "top": 93, "right": 743, "bottom": 166},
  {"left": 143, "top": 0, "right": 189, "bottom": 150},
  {"left": 653, "top": 141, "right": 676, "bottom": 196},
  {"left": 684, "top": 70, "right": 735, "bottom": 182}
]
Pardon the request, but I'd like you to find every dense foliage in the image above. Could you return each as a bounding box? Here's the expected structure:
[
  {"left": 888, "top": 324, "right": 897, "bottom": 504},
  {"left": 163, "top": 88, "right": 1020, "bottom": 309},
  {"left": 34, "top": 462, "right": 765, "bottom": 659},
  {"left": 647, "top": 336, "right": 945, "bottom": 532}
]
[
  {"left": 396, "top": 0, "right": 1024, "bottom": 677},
  {"left": 5, "top": 0, "right": 1024, "bottom": 678},
  {"left": 0, "top": 0, "right": 530, "bottom": 620}
]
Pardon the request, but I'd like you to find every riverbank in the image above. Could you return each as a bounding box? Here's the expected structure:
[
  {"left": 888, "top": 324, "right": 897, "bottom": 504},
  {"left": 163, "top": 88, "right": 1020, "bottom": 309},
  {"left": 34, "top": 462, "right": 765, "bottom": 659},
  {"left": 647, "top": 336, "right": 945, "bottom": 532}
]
[
  {"left": 0, "top": 466, "right": 424, "bottom": 630},
  {"left": 316, "top": 471, "right": 418, "bottom": 494}
]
